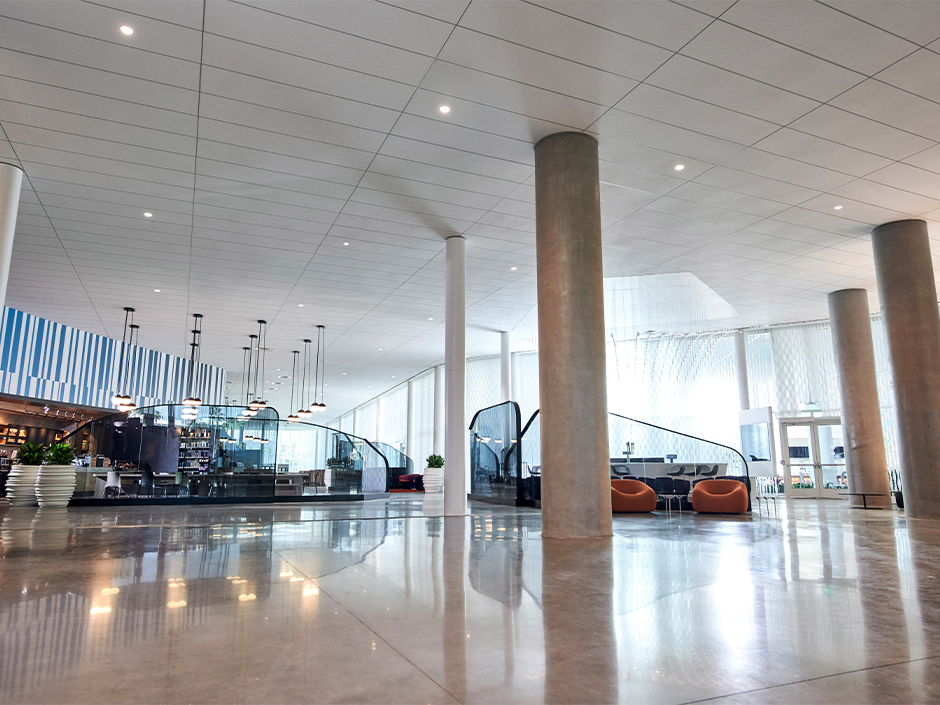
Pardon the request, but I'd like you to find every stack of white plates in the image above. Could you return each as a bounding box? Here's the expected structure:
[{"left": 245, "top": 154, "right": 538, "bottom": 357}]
[
  {"left": 35, "top": 465, "right": 77, "bottom": 508},
  {"left": 6, "top": 465, "right": 41, "bottom": 507}
]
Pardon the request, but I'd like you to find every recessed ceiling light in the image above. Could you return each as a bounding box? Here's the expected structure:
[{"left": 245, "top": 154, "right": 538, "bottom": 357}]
[
  {"left": 834, "top": 205, "right": 843, "bottom": 210},
  {"left": 510, "top": 266, "right": 517, "bottom": 271},
  {"left": 439, "top": 105, "right": 451, "bottom": 114},
  {"left": 342, "top": 372, "right": 346, "bottom": 375},
  {"left": 674, "top": 164, "right": 685, "bottom": 171},
  {"left": 120, "top": 25, "right": 134, "bottom": 35},
  {"left": 154, "top": 289, "right": 160, "bottom": 293},
  {"left": 378, "top": 348, "right": 382, "bottom": 351},
  {"left": 298, "top": 304, "right": 303, "bottom": 307},
  {"left": 392, "top": 376, "right": 395, "bottom": 378},
  {"left": 143, "top": 212, "right": 152, "bottom": 218},
  {"left": 428, "top": 317, "right": 433, "bottom": 321},
  {"left": 343, "top": 242, "right": 349, "bottom": 246}
]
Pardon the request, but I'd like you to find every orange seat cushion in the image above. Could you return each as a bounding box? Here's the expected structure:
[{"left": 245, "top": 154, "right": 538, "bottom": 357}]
[
  {"left": 610, "top": 479, "right": 657, "bottom": 513},
  {"left": 691, "top": 479, "right": 749, "bottom": 514}
]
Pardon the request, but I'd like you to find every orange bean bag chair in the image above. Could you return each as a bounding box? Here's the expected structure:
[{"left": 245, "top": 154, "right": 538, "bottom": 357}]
[
  {"left": 610, "top": 479, "right": 657, "bottom": 513},
  {"left": 691, "top": 479, "right": 749, "bottom": 514}
]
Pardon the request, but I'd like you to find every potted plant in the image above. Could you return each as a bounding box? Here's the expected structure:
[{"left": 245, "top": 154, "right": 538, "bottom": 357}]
[
  {"left": 6, "top": 441, "right": 45, "bottom": 507},
  {"left": 424, "top": 454, "right": 444, "bottom": 494},
  {"left": 36, "top": 442, "right": 77, "bottom": 508}
]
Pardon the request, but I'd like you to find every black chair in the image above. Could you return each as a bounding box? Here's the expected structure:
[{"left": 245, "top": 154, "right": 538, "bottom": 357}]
[
  {"left": 673, "top": 478, "right": 691, "bottom": 496},
  {"left": 653, "top": 477, "right": 675, "bottom": 495},
  {"left": 699, "top": 465, "right": 719, "bottom": 477},
  {"left": 666, "top": 464, "right": 686, "bottom": 476},
  {"left": 640, "top": 477, "right": 657, "bottom": 490}
]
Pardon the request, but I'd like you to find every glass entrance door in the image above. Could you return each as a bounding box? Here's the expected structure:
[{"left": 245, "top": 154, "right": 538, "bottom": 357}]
[
  {"left": 782, "top": 423, "right": 817, "bottom": 497},
  {"left": 780, "top": 419, "right": 847, "bottom": 499}
]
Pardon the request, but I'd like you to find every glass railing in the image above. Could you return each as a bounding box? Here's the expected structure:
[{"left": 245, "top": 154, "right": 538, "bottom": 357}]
[
  {"left": 61, "top": 405, "right": 390, "bottom": 502},
  {"left": 468, "top": 401, "right": 522, "bottom": 505},
  {"left": 497, "top": 409, "right": 749, "bottom": 508}
]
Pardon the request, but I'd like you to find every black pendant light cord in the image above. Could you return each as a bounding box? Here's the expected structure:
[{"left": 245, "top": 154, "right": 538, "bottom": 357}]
[
  {"left": 301, "top": 339, "right": 309, "bottom": 411},
  {"left": 241, "top": 347, "right": 249, "bottom": 407},
  {"left": 313, "top": 331, "right": 320, "bottom": 409},
  {"left": 123, "top": 310, "right": 135, "bottom": 397},
  {"left": 127, "top": 322, "right": 139, "bottom": 402},
  {"left": 259, "top": 320, "right": 267, "bottom": 404},
  {"left": 289, "top": 351, "right": 298, "bottom": 412},
  {"left": 318, "top": 325, "right": 326, "bottom": 407}
]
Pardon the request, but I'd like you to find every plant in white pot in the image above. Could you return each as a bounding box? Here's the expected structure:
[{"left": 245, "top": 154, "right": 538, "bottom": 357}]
[
  {"left": 36, "top": 443, "right": 77, "bottom": 508},
  {"left": 6, "top": 441, "right": 45, "bottom": 507},
  {"left": 424, "top": 454, "right": 444, "bottom": 494}
]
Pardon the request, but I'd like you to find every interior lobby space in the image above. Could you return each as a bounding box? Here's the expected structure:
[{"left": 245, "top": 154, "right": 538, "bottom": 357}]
[
  {"left": 2, "top": 497, "right": 939, "bottom": 705},
  {"left": 7, "top": 1, "right": 940, "bottom": 703}
]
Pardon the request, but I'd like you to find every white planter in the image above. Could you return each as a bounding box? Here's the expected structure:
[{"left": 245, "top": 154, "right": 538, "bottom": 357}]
[
  {"left": 36, "top": 465, "right": 77, "bottom": 508},
  {"left": 423, "top": 466, "right": 444, "bottom": 493},
  {"left": 6, "top": 464, "right": 41, "bottom": 507}
]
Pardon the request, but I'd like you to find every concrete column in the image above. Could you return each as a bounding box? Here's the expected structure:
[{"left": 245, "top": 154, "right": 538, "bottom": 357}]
[
  {"left": 534, "top": 132, "right": 611, "bottom": 539},
  {"left": 500, "top": 332, "right": 511, "bottom": 402},
  {"left": 828, "top": 289, "right": 891, "bottom": 508},
  {"left": 0, "top": 163, "right": 24, "bottom": 314},
  {"left": 872, "top": 219, "right": 940, "bottom": 518},
  {"left": 433, "top": 365, "right": 444, "bottom": 455},
  {"left": 733, "top": 330, "right": 750, "bottom": 411},
  {"left": 444, "top": 236, "right": 466, "bottom": 516},
  {"left": 406, "top": 378, "right": 415, "bottom": 462}
]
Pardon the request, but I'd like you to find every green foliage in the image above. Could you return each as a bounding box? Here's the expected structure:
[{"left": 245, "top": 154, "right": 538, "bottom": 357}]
[
  {"left": 426, "top": 454, "right": 444, "bottom": 468},
  {"left": 47, "top": 442, "right": 75, "bottom": 465},
  {"left": 16, "top": 441, "right": 46, "bottom": 466}
]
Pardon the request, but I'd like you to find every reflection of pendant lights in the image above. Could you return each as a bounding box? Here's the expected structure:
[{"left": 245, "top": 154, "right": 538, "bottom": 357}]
[
  {"left": 287, "top": 350, "right": 300, "bottom": 423},
  {"left": 118, "top": 319, "right": 139, "bottom": 412},
  {"left": 298, "top": 339, "right": 312, "bottom": 418},
  {"left": 182, "top": 313, "right": 204, "bottom": 407},
  {"left": 314, "top": 324, "right": 327, "bottom": 412},
  {"left": 112, "top": 307, "right": 135, "bottom": 409}
]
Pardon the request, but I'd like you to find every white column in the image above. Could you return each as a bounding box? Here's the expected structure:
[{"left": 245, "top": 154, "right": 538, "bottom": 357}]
[
  {"left": 433, "top": 364, "right": 444, "bottom": 455},
  {"left": 500, "top": 331, "right": 511, "bottom": 402},
  {"left": 733, "top": 330, "right": 750, "bottom": 411},
  {"left": 511, "top": 352, "right": 521, "bottom": 406},
  {"left": 406, "top": 378, "right": 415, "bottom": 462},
  {"left": 353, "top": 407, "right": 361, "bottom": 437},
  {"left": 444, "top": 236, "right": 466, "bottom": 516},
  {"left": 0, "top": 163, "right": 24, "bottom": 314}
]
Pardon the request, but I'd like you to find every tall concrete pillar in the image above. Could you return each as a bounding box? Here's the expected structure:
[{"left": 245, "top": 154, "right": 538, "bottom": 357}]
[
  {"left": 500, "top": 332, "right": 511, "bottom": 402},
  {"left": 511, "top": 352, "right": 521, "bottom": 405},
  {"left": 0, "top": 163, "right": 24, "bottom": 314},
  {"left": 828, "top": 289, "right": 891, "bottom": 508},
  {"left": 733, "top": 330, "right": 750, "bottom": 411},
  {"left": 534, "top": 132, "right": 611, "bottom": 539},
  {"left": 872, "top": 219, "right": 940, "bottom": 518},
  {"left": 444, "top": 236, "right": 466, "bottom": 516},
  {"left": 433, "top": 364, "right": 443, "bottom": 455},
  {"left": 406, "top": 378, "right": 415, "bottom": 462}
]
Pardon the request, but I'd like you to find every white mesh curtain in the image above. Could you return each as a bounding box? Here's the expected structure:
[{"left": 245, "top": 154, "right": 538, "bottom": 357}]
[
  {"left": 412, "top": 371, "right": 434, "bottom": 467},
  {"left": 379, "top": 384, "right": 408, "bottom": 453},
  {"left": 466, "top": 356, "right": 501, "bottom": 420}
]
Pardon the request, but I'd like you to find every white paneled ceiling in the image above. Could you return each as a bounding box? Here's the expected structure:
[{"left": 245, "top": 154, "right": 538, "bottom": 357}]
[{"left": 2, "top": 0, "right": 940, "bottom": 419}]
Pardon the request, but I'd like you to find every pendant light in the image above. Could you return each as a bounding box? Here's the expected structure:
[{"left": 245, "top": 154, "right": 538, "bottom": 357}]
[
  {"left": 182, "top": 313, "right": 204, "bottom": 407},
  {"left": 244, "top": 333, "right": 259, "bottom": 416},
  {"left": 315, "top": 324, "right": 327, "bottom": 412},
  {"left": 286, "top": 350, "right": 301, "bottom": 423},
  {"left": 249, "top": 320, "right": 268, "bottom": 411},
  {"left": 236, "top": 346, "right": 250, "bottom": 420},
  {"left": 118, "top": 319, "right": 139, "bottom": 412},
  {"left": 298, "top": 339, "right": 312, "bottom": 418},
  {"left": 112, "top": 307, "right": 134, "bottom": 408}
]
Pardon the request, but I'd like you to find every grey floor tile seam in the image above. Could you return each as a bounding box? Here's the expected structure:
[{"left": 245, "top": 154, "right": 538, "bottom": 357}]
[
  {"left": 271, "top": 546, "right": 465, "bottom": 705},
  {"left": 680, "top": 654, "right": 940, "bottom": 705}
]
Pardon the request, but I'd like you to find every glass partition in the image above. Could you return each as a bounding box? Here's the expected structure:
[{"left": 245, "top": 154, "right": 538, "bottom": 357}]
[
  {"left": 501, "top": 409, "right": 750, "bottom": 509},
  {"left": 61, "top": 405, "right": 390, "bottom": 503},
  {"left": 469, "top": 401, "right": 521, "bottom": 505}
]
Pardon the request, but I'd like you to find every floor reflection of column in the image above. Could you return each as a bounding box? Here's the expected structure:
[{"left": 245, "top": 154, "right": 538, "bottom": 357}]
[
  {"left": 442, "top": 516, "right": 466, "bottom": 701},
  {"left": 542, "top": 538, "right": 618, "bottom": 704}
]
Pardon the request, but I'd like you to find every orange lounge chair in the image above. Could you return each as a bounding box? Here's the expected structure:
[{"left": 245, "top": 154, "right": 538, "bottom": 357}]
[
  {"left": 611, "top": 479, "right": 657, "bottom": 513},
  {"left": 691, "top": 479, "right": 749, "bottom": 514}
]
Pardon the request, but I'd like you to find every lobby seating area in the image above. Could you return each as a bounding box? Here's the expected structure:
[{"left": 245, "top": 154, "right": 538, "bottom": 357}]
[{"left": 610, "top": 479, "right": 657, "bottom": 513}]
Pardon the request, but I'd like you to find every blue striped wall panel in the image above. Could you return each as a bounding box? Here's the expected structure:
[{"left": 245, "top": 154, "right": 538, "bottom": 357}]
[{"left": 0, "top": 307, "right": 226, "bottom": 408}]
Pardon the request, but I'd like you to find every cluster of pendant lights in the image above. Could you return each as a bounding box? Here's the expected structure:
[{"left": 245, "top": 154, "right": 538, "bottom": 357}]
[
  {"left": 287, "top": 325, "right": 327, "bottom": 422},
  {"left": 236, "top": 320, "right": 269, "bottom": 421},
  {"left": 111, "top": 307, "right": 140, "bottom": 412},
  {"left": 180, "top": 314, "right": 204, "bottom": 421}
]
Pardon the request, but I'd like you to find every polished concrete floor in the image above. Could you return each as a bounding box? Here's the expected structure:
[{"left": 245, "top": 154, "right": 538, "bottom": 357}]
[{"left": 1, "top": 497, "right": 939, "bottom": 704}]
